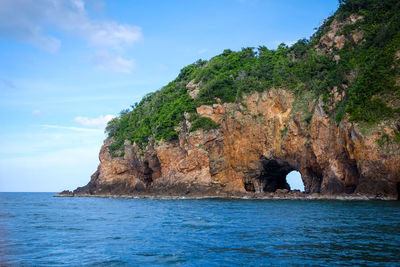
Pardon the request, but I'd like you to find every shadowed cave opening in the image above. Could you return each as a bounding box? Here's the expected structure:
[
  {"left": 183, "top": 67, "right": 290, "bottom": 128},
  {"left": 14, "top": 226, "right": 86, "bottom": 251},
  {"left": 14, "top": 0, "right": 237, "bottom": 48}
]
[
  {"left": 243, "top": 158, "right": 305, "bottom": 193},
  {"left": 143, "top": 160, "right": 153, "bottom": 186}
]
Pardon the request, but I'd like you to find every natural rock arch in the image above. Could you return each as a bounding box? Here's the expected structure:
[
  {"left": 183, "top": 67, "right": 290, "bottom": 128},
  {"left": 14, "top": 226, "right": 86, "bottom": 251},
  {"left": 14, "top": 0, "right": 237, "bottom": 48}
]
[
  {"left": 241, "top": 154, "right": 325, "bottom": 194},
  {"left": 242, "top": 157, "right": 302, "bottom": 193}
]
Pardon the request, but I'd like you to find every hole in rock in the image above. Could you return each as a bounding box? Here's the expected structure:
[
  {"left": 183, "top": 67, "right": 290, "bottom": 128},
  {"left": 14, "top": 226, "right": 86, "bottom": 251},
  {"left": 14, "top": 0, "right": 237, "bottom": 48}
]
[
  {"left": 243, "top": 158, "right": 306, "bottom": 193},
  {"left": 286, "top": 171, "right": 304, "bottom": 192}
]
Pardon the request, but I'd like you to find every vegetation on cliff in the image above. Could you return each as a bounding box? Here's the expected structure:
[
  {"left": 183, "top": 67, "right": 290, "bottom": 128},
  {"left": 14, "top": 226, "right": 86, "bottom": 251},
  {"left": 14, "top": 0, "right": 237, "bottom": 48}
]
[{"left": 105, "top": 0, "right": 400, "bottom": 154}]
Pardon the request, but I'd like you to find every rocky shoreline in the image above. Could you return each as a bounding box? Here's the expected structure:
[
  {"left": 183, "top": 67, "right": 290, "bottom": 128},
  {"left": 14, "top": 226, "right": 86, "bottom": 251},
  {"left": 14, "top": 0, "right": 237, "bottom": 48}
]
[
  {"left": 58, "top": 88, "right": 400, "bottom": 201},
  {"left": 54, "top": 190, "right": 397, "bottom": 201}
]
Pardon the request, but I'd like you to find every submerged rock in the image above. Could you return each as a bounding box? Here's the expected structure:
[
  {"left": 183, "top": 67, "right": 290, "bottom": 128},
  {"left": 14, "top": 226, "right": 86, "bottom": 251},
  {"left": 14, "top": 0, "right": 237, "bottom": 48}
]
[{"left": 54, "top": 190, "right": 74, "bottom": 197}]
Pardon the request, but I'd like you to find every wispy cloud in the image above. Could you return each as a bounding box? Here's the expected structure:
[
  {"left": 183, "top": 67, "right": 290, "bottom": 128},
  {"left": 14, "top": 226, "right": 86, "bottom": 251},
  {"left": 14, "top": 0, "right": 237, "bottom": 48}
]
[
  {"left": 0, "top": 0, "right": 141, "bottom": 71},
  {"left": 40, "top": 124, "right": 103, "bottom": 133},
  {"left": 0, "top": 121, "right": 107, "bottom": 191},
  {"left": 93, "top": 51, "right": 134, "bottom": 73},
  {"left": 1, "top": 124, "right": 105, "bottom": 157},
  {"left": 74, "top": 114, "right": 115, "bottom": 129},
  {"left": 0, "top": 142, "right": 102, "bottom": 191},
  {"left": 0, "top": 147, "right": 100, "bottom": 191}
]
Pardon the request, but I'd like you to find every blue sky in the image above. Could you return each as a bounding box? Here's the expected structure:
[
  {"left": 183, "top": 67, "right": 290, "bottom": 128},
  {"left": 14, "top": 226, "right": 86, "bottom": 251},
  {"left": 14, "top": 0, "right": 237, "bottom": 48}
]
[{"left": 0, "top": 0, "right": 338, "bottom": 192}]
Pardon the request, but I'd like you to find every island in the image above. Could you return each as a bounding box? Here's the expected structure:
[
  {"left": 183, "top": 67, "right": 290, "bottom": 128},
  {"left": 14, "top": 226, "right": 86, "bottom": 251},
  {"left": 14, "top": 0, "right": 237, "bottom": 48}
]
[{"left": 57, "top": 0, "right": 400, "bottom": 200}]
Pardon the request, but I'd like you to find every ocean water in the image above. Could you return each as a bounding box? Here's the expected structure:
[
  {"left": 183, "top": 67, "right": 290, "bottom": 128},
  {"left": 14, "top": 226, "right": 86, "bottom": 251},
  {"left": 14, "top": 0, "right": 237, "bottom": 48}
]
[{"left": 0, "top": 193, "right": 399, "bottom": 266}]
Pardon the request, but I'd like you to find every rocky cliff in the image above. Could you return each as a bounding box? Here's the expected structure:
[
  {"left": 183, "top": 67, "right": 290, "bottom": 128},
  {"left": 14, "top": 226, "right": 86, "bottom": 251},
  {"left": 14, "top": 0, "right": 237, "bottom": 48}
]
[
  {"left": 58, "top": 1, "right": 400, "bottom": 200},
  {"left": 66, "top": 87, "right": 400, "bottom": 200}
]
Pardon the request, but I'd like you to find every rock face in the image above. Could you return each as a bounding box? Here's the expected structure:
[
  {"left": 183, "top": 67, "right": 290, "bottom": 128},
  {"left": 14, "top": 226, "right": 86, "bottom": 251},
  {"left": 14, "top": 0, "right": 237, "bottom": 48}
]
[
  {"left": 63, "top": 12, "right": 400, "bottom": 200},
  {"left": 317, "top": 14, "right": 364, "bottom": 54},
  {"left": 72, "top": 89, "right": 400, "bottom": 200}
]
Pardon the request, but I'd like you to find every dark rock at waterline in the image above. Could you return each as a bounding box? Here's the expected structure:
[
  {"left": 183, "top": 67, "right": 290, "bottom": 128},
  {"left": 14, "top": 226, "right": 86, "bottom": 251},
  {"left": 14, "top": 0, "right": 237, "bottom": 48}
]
[{"left": 54, "top": 190, "right": 73, "bottom": 197}]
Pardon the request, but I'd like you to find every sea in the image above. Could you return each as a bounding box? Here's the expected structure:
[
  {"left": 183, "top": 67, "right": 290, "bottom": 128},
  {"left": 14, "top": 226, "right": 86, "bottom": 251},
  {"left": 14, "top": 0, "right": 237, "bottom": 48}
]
[{"left": 0, "top": 193, "right": 399, "bottom": 266}]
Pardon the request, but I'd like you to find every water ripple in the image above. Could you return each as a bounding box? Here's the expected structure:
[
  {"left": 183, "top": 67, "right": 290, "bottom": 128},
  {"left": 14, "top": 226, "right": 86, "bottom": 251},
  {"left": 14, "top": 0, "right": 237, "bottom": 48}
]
[{"left": 0, "top": 193, "right": 399, "bottom": 266}]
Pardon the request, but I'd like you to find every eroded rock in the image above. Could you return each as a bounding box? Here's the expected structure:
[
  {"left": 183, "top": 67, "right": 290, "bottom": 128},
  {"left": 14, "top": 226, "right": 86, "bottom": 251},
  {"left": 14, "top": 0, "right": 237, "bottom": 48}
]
[
  {"left": 69, "top": 89, "right": 400, "bottom": 200},
  {"left": 317, "top": 14, "right": 364, "bottom": 54},
  {"left": 186, "top": 79, "right": 201, "bottom": 99}
]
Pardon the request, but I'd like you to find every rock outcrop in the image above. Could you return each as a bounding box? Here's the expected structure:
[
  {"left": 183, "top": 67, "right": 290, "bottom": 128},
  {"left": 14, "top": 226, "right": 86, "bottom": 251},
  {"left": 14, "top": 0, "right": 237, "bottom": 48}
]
[
  {"left": 57, "top": 9, "right": 400, "bottom": 201},
  {"left": 68, "top": 88, "right": 400, "bottom": 200},
  {"left": 317, "top": 14, "right": 364, "bottom": 54}
]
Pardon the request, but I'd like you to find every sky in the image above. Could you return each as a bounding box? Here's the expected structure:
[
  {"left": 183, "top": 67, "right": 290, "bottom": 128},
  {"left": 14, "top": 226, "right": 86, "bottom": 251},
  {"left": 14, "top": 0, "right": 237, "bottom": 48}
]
[{"left": 0, "top": 0, "right": 338, "bottom": 192}]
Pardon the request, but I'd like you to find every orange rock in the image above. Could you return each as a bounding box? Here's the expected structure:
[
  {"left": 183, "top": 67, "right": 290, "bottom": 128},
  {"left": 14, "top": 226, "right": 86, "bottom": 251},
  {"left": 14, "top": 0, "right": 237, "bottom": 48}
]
[{"left": 74, "top": 88, "right": 400, "bottom": 199}]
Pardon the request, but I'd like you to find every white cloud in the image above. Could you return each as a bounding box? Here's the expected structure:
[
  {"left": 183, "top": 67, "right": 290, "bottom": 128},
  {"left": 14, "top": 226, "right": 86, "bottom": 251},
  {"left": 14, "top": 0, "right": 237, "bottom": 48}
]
[
  {"left": 93, "top": 51, "right": 134, "bottom": 73},
  {"left": 0, "top": 0, "right": 142, "bottom": 70},
  {"left": 74, "top": 114, "right": 116, "bottom": 129},
  {"left": 85, "top": 22, "right": 141, "bottom": 50}
]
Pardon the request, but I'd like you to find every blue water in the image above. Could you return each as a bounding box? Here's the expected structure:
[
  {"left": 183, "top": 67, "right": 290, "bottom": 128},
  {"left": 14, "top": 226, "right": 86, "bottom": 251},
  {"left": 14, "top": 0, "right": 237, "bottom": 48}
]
[{"left": 1, "top": 193, "right": 400, "bottom": 266}]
